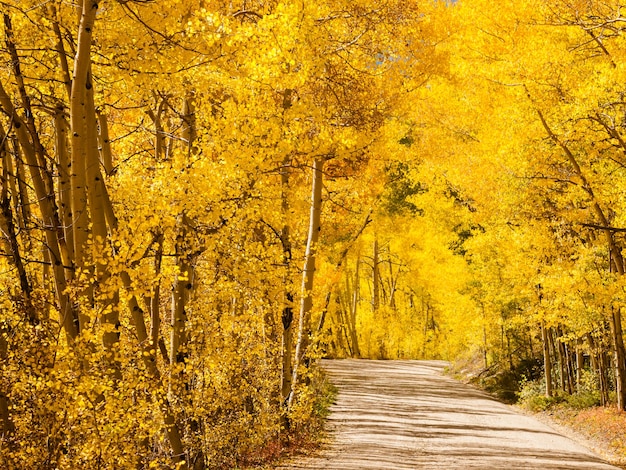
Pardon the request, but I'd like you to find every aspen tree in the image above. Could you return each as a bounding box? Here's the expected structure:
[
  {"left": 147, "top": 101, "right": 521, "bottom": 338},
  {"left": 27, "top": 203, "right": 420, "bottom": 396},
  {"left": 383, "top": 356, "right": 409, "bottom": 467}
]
[
  {"left": 170, "top": 217, "right": 192, "bottom": 369},
  {"left": 6, "top": 137, "right": 30, "bottom": 236},
  {"left": 372, "top": 238, "right": 381, "bottom": 314},
  {"left": 280, "top": 154, "right": 295, "bottom": 407},
  {"left": 533, "top": 100, "right": 626, "bottom": 409},
  {"left": 68, "top": 0, "right": 123, "bottom": 378},
  {"left": 69, "top": 1, "right": 96, "bottom": 319},
  {"left": 289, "top": 158, "right": 324, "bottom": 410},
  {"left": 0, "top": 122, "right": 36, "bottom": 324},
  {"left": 170, "top": 97, "right": 198, "bottom": 391},
  {"left": 145, "top": 98, "right": 168, "bottom": 359},
  {"left": 97, "top": 112, "right": 113, "bottom": 176},
  {"left": 99, "top": 183, "right": 188, "bottom": 467},
  {"left": 0, "top": 81, "right": 78, "bottom": 340},
  {"left": 0, "top": 294, "right": 12, "bottom": 438},
  {"left": 54, "top": 113, "right": 75, "bottom": 262},
  {"left": 350, "top": 257, "right": 362, "bottom": 357},
  {"left": 0, "top": 0, "right": 458, "bottom": 465}
]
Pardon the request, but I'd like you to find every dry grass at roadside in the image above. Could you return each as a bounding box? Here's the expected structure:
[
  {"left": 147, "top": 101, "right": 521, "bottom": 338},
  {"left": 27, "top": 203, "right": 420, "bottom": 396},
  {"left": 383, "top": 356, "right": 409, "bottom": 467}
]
[{"left": 537, "top": 405, "right": 626, "bottom": 468}]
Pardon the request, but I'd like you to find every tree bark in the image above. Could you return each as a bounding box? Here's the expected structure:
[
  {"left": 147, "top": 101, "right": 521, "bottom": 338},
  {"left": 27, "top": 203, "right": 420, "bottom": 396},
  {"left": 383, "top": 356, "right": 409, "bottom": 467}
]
[
  {"left": 0, "top": 123, "right": 37, "bottom": 323},
  {"left": 69, "top": 2, "right": 98, "bottom": 322},
  {"left": 541, "top": 323, "right": 553, "bottom": 398},
  {"left": 554, "top": 328, "right": 566, "bottom": 393},
  {"left": 575, "top": 341, "right": 583, "bottom": 393},
  {"left": 54, "top": 113, "right": 75, "bottom": 262},
  {"left": 49, "top": 4, "right": 73, "bottom": 100},
  {"left": 170, "top": 96, "right": 198, "bottom": 394},
  {"left": 610, "top": 306, "right": 626, "bottom": 410},
  {"left": 289, "top": 158, "right": 324, "bottom": 410},
  {"left": 170, "top": 220, "right": 192, "bottom": 371},
  {"left": 0, "top": 321, "right": 13, "bottom": 437},
  {"left": 97, "top": 111, "right": 113, "bottom": 176},
  {"left": 149, "top": 231, "right": 165, "bottom": 352},
  {"left": 372, "top": 238, "right": 380, "bottom": 313},
  {"left": 350, "top": 257, "right": 361, "bottom": 358},
  {"left": 280, "top": 158, "right": 294, "bottom": 407}
]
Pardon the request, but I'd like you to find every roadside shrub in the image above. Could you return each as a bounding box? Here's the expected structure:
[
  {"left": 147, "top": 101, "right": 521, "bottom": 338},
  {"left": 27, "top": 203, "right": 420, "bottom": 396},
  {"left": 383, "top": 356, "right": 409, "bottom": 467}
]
[
  {"left": 565, "top": 391, "right": 602, "bottom": 409},
  {"left": 518, "top": 378, "right": 565, "bottom": 411}
]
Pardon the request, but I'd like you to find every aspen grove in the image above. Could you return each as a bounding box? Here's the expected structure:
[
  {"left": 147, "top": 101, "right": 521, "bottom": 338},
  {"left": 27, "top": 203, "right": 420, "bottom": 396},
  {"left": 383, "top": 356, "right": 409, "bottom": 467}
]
[{"left": 2, "top": 0, "right": 626, "bottom": 468}]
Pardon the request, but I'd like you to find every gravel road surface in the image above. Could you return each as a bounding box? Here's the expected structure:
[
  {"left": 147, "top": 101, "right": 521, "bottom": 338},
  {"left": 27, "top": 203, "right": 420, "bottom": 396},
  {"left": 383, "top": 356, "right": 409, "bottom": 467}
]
[{"left": 276, "top": 359, "right": 621, "bottom": 470}]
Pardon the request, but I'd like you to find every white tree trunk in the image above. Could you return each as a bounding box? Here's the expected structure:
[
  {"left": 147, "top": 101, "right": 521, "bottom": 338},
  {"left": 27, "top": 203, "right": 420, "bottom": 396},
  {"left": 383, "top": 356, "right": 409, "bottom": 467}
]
[{"left": 289, "top": 158, "right": 324, "bottom": 409}]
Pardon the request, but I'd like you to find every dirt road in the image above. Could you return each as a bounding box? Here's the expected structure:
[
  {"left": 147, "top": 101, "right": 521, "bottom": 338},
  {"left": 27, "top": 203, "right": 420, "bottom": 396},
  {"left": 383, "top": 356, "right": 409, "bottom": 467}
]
[{"left": 276, "top": 359, "right": 620, "bottom": 470}]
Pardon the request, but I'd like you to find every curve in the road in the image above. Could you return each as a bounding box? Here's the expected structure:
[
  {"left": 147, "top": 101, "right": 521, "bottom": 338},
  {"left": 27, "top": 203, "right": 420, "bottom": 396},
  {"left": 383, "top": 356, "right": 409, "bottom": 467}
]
[{"left": 276, "top": 359, "right": 621, "bottom": 470}]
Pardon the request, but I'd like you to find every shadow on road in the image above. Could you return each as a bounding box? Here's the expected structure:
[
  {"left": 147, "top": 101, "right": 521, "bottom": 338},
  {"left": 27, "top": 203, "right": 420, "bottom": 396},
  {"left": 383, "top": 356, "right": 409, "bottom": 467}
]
[{"left": 276, "top": 359, "right": 620, "bottom": 470}]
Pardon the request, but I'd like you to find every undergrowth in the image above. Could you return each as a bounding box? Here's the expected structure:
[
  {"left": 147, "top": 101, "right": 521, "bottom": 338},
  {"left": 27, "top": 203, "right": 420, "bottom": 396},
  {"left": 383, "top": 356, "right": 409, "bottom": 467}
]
[
  {"left": 241, "top": 365, "right": 338, "bottom": 469},
  {"left": 517, "top": 369, "right": 604, "bottom": 412}
]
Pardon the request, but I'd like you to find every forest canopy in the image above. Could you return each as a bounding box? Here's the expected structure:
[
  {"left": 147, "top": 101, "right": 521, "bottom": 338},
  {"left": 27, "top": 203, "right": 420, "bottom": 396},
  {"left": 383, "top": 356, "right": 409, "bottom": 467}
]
[{"left": 2, "top": 0, "right": 626, "bottom": 468}]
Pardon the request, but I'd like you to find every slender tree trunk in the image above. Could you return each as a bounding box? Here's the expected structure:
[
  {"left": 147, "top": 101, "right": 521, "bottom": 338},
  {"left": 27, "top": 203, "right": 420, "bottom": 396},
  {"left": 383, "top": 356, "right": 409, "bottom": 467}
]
[
  {"left": 289, "top": 158, "right": 324, "bottom": 410},
  {"left": 0, "top": 321, "right": 13, "bottom": 437},
  {"left": 97, "top": 111, "right": 113, "bottom": 176},
  {"left": 170, "top": 96, "right": 198, "bottom": 394},
  {"left": 170, "top": 220, "right": 192, "bottom": 372},
  {"left": 146, "top": 95, "right": 167, "bottom": 163},
  {"left": 576, "top": 341, "right": 584, "bottom": 393},
  {"left": 281, "top": 296, "right": 295, "bottom": 405},
  {"left": 603, "top": 238, "right": 626, "bottom": 409},
  {"left": 422, "top": 296, "right": 429, "bottom": 359},
  {"left": 350, "top": 258, "right": 361, "bottom": 358},
  {"left": 335, "top": 299, "right": 353, "bottom": 357},
  {"left": 149, "top": 231, "right": 165, "bottom": 355},
  {"left": 610, "top": 306, "right": 626, "bottom": 410},
  {"left": 387, "top": 258, "right": 399, "bottom": 310},
  {"left": 555, "top": 328, "right": 567, "bottom": 393},
  {"left": 5, "top": 136, "right": 31, "bottom": 250},
  {"left": 506, "top": 329, "right": 513, "bottom": 371},
  {"left": 54, "top": 113, "right": 74, "bottom": 261},
  {"left": 49, "top": 4, "right": 73, "bottom": 100},
  {"left": 547, "top": 328, "right": 562, "bottom": 392},
  {"left": 588, "top": 333, "right": 609, "bottom": 405},
  {"left": 372, "top": 238, "right": 380, "bottom": 314},
  {"left": 146, "top": 106, "right": 167, "bottom": 363},
  {"left": 86, "top": 82, "right": 121, "bottom": 375},
  {"left": 600, "top": 347, "right": 610, "bottom": 406},
  {"left": 279, "top": 151, "right": 295, "bottom": 414},
  {"left": 0, "top": 80, "right": 77, "bottom": 342},
  {"left": 588, "top": 334, "right": 598, "bottom": 373},
  {"left": 562, "top": 337, "right": 573, "bottom": 395},
  {"left": 481, "top": 303, "right": 488, "bottom": 369},
  {"left": 69, "top": 2, "right": 98, "bottom": 325},
  {"left": 541, "top": 323, "right": 553, "bottom": 397}
]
